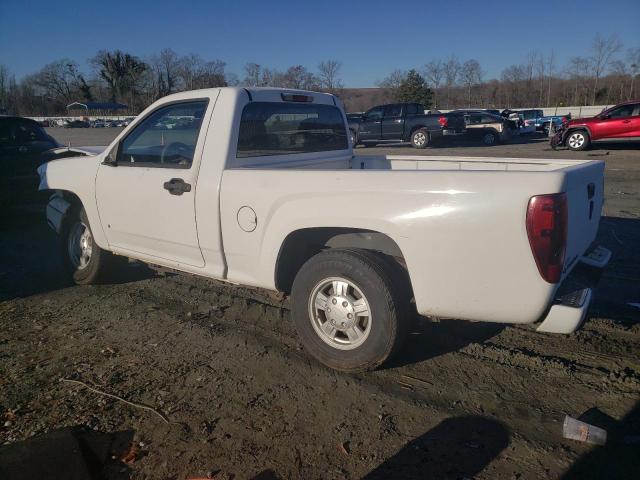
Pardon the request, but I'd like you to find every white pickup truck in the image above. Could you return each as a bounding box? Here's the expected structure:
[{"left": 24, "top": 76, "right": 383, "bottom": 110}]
[{"left": 38, "top": 87, "right": 611, "bottom": 372}]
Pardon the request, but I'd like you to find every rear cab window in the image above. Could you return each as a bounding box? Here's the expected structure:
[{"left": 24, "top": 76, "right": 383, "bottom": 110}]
[{"left": 236, "top": 102, "right": 348, "bottom": 158}]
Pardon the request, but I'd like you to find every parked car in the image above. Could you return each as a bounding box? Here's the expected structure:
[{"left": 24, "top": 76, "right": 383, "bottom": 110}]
[
  {"left": 91, "top": 120, "right": 106, "bottom": 128},
  {"left": 347, "top": 102, "right": 466, "bottom": 148},
  {"left": 558, "top": 100, "right": 640, "bottom": 151},
  {"left": 451, "top": 110, "right": 519, "bottom": 145},
  {"left": 535, "top": 114, "right": 570, "bottom": 135},
  {"left": 0, "top": 116, "right": 93, "bottom": 208},
  {"left": 37, "top": 87, "right": 610, "bottom": 372},
  {"left": 64, "top": 120, "right": 90, "bottom": 128},
  {"left": 513, "top": 109, "right": 568, "bottom": 135}
]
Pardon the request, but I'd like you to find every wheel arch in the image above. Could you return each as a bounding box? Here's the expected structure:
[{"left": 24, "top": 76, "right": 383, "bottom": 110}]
[
  {"left": 563, "top": 125, "right": 591, "bottom": 141},
  {"left": 409, "top": 124, "right": 429, "bottom": 137},
  {"left": 274, "top": 227, "right": 413, "bottom": 296}
]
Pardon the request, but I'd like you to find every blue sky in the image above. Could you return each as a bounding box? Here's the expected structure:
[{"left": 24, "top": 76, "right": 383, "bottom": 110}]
[{"left": 1, "top": 0, "right": 638, "bottom": 87}]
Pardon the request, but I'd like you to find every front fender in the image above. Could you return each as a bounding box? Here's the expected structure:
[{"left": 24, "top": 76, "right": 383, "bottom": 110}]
[
  {"left": 38, "top": 155, "right": 108, "bottom": 248},
  {"left": 563, "top": 124, "right": 592, "bottom": 141}
]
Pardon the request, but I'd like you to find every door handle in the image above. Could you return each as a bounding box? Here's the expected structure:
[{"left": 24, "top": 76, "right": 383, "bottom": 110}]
[
  {"left": 163, "top": 178, "right": 191, "bottom": 195},
  {"left": 622, "top": 119, "right": 631, "bottom": 123}
]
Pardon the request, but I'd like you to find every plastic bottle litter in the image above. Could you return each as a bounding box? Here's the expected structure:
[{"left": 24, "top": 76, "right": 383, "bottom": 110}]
[{"left": 563, "top": 415, "right": 607, "bottom": 445}]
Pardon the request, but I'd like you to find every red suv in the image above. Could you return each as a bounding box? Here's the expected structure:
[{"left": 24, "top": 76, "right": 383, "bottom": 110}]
[{"left": 562, "top": 100, "right": 640, "bottom": 151}]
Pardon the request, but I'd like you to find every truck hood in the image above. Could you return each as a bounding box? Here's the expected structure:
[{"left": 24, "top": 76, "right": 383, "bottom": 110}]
[{"left": 46, "top": 145, "right": 108, "bottom": 156}]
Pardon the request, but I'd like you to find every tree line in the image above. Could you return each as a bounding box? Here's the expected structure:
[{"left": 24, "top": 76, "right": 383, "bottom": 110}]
[
  {"left": 0, "top": 50, "right": 344, "bottom": 116},
  {"left": 379, "top": 34, "right": 638, "bottom": 111},
  {"left": 0, "top": 33, "right": 637, "bottom": 116}
]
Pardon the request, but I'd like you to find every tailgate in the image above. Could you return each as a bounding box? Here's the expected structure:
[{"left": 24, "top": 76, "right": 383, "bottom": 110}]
[
  {"left": 562, "top": 161, "right": 605, "bottom": 277},
  {"left": 444, "top": 113, "right": 466, "bottom": 132}
]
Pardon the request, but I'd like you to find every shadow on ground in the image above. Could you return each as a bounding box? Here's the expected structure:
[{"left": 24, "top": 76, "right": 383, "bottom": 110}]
[
  {"left": 0, "top": 426, "right": 135, "bottom": 480},
  {"left": 384, "top": 317, "right": 504, "bottom": 369},
  {"left": 0, "top": 212, "right": 156, "bottom": 302},
  {"left": 591, "top": 216, "right": 640, "bottom": 325},
  {"left": 562, "top": 400, "right": 640, "bottom": 479},
  {"left": 362, "top": 415, "right": 509, "bottom": 479}
]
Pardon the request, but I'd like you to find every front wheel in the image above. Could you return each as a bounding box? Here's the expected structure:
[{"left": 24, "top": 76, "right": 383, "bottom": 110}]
[
  {"left": 349, "top": 130, "right": 358, "bottom": 148},
  {"left": 566, "top": 130, "right": 590, "bottom": 151},
  {"left": 61, "top": 207, "right": 121, "bottom": 284},
  {"left": 411, "top": 129, "right": 430, "bottom": 149},
  {"left": 291, "top": 249, "right": 408, "bottom": 372},
  {"left": 482, "top": 130, "right": 498, "bottom": 145}
]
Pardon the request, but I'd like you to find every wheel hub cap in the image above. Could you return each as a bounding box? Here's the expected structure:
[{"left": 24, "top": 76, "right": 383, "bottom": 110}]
[
  {"left": 308, "top": 277, "right": 371, "bottom": 350},
  {"left": 68, "top": 221, "right": 92, "bottom": 270},
  {"left": 569, "top": 133, "right": 584, "bottom": 148}
]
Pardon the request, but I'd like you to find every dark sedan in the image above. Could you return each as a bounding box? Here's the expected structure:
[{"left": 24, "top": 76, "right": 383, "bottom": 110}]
[{"left": 1, "top": 116, "right": 64, "bottom": 209}]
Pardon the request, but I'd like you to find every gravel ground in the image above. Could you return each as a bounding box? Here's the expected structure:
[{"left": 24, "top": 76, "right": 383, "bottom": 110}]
[{"left": 1, "top": 129, "right": 639, "bottom": 479}]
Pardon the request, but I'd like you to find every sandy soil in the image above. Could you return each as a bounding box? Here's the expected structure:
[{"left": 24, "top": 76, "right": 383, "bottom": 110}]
[{"left": 1, "top": 131, "right": 639, "bottom": 479}]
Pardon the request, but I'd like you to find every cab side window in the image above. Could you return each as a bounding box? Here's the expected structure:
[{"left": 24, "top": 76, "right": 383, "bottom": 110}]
[
  {"left": 364, "top": 106, "right": 384, "bottom": 121},
  {"left": 117, "top": 100, "right": 208, "bottom": 167},
  {"left": 383, "top": 104, "right": 403, "bottom": 118}
]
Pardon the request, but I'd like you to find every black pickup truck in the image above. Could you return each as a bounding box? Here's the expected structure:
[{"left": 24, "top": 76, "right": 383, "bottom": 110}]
[{"left": 347, "top": 103, "right": 466, "bottom": 148}]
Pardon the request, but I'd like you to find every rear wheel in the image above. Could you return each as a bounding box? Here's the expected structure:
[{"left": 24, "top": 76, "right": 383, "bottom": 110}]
[
  {"left": 411, "top": 129, "right": 430, "bottom": 149},
  {"left": 566, "top": 130, "right": 590, "bottom": 151},
  {"left": 61, "top": 207, "right": 121, "bottom": 284},
  {"left": 291, "top": 249, "right": 408, "bottom": 372}
]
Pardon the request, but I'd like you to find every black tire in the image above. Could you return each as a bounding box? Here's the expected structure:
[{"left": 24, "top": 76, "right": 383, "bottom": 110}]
[
  {"left": 481, "top": 129, "right": 498, "bottom": 146},
  {"left": 542, "top": 122, "right": 551, "bottom": 136},
  {"left": 291, "top": 249, "right": 409, "bottom": 372},
  {"left": 565, "top": 129, "right": 591, "bottom": 151},
  {"left": 362, "top": 142, "right": 376, "bottom": 148},
  {"left": 411, "top": 128, "right": 430, "bottom": 149},
  {"left": 60, "top": 207, "right": 121, "bottom": 284}
]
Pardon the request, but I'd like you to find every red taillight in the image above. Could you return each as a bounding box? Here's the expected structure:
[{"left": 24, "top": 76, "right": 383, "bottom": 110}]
[
  {"left": 526, "top": 193, "right": 568, "bottom": 283},
  {"left": 438, "top": 116, "right": 448, "bottom": 127}
]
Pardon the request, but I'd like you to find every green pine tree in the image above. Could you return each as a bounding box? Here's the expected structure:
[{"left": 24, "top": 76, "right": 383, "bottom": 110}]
[{"left": 395, "top": 70, "right": 433, "bottom": 108}]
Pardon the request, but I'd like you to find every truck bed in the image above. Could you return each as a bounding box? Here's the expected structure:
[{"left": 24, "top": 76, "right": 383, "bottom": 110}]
[{"left": 351, "top": 154, "right": 602, "bottom": 172}]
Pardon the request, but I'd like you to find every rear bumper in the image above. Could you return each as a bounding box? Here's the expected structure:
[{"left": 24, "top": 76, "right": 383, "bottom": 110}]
[{"left": 536, "top": 246, "right": 611, "bottom": 334}]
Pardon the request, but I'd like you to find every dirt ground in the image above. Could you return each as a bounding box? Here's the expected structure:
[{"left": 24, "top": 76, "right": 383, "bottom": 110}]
[{"left": 1, "top": 130, "right": 639, "bottom": 479}]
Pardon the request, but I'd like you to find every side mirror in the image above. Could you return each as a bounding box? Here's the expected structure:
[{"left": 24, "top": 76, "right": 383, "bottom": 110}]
[{"left": 599, "top": 113, "right": 611, "bottom": 120}]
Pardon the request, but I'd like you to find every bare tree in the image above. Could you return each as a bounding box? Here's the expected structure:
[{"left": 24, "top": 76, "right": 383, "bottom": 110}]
[
  {"left": 280, "top": 65, "right": 318, "bottom": 89},
  {"left": 317, "top": 60, "right": 343, "bottom": 92},
  {"left": 0, "top": 64, "right": 11, "bottom": 110},
  {"left": 610, "top": 60, "right": 629, "bottom": 103},
  {"left": 535, "top": 53, "right": 546, "bottom": 106},
  {"left": 150, "top": 48, "right": 182, "bottom": 98},
  {"left": 590, "top": 33, "right": 622, "bottom": 104},
  {"left": 377, "top": 69, "right": 405, "bottom": 90},
  {"left": 627, "top": 47, "right": 640, "bottom": 100},
  {"left": 546, "top": 50, "right": 556, "bottom": 107},
  {"left": 423, "top": 60, "right": 444, "bottom": 108},
  {"left": 31, "top": 59, "right": 88, "bottom": 103},
  {"left": 244, "top": 63, "right": 263, "bottom": 86},
  {"left": 501, "top": 64, "right": 526, "bottom": 107},
  {"left": 460, "top": 59, "right": 482, "bottom": 107},
  {"left": 442, "top": 56, "right": 460, "bottom": 107},
  {"left": 567, "top": 57, "right": 590, "bottom": 105}
]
